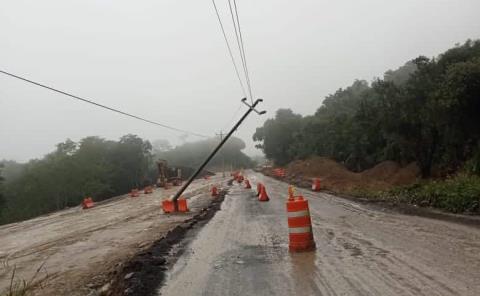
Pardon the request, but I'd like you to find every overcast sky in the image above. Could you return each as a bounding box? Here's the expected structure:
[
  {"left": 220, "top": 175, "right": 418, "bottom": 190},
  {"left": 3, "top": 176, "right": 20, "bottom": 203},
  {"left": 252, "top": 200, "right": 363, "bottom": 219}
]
[{"left": 1, "top": 0, "right": 479, "bottom": 162}]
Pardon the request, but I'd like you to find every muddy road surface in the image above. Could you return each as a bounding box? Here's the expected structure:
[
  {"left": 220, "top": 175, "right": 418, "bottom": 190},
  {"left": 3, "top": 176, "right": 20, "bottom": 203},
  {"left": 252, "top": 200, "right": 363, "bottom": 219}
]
[
  {"left": 158, "top": 172, "right": 480, "bottom": 296},
  {"left": 0, "top": 175, "right": 228, "bottom": 295}
]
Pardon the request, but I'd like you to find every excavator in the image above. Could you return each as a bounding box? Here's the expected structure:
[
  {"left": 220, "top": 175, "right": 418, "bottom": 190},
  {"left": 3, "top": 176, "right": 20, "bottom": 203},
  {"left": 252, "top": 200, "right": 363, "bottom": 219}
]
[{"left": 156, "top": 159, "right": 182, "bottom": 187}]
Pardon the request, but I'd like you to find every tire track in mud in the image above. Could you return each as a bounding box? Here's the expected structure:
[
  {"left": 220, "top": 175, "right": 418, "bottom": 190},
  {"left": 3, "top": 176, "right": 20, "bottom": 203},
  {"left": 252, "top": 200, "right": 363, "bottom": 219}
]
[{"left": 259, "top": 174, "right": 476, "bottom": 295}]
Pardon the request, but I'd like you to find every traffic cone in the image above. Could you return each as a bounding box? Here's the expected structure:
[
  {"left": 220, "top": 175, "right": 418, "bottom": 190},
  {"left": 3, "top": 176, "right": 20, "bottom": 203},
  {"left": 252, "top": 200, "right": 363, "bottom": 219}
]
[
  {"left": 244, "top": 179, "right": 251, "bottom": 189},
  {"left": 130, "top": 189, "right": 140, "bottom": 197},
  {"left": 258, "top": 185, "right": 269, "bottom": 202},
  {"left": 312, "top": 178, "right": 321, "bottom": 192},
  {"left": 211, "top": 186, "right": 218, "bottom": 197},
  {"left": 256, "top": 183, "right": 262, "bottom": 196},
  {"left": 237, "top": 175, "right": 244, "bottom": 184}
]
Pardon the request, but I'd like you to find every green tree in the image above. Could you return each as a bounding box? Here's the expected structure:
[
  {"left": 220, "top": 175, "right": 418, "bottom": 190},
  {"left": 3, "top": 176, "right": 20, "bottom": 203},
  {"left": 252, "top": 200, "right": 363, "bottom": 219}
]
[
  {"left": 253, "top": 39, "right": 480, "bottom": 176},
  {"left": 253, "top": 109, "right": 303, "bottom": 165}
]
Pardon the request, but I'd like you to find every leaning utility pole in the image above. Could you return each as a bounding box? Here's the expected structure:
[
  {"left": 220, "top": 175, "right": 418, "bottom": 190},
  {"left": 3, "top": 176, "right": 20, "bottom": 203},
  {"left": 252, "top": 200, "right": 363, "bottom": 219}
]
[
  {"left": 216, "top": 131, "right": 226, "bottom": 177},
  {"left": 167, "top": 98, "right": 266, "bottom": 211}
]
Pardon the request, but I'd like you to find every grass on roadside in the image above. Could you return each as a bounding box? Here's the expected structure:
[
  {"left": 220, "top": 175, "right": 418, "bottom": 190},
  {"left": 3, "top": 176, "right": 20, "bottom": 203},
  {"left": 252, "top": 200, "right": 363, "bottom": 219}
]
[
  {"left": 351, "top": 174, "right": 480, "bottom": 214},
  {"left": 1, "top": 263, "right": 47, "bottom": 296}
]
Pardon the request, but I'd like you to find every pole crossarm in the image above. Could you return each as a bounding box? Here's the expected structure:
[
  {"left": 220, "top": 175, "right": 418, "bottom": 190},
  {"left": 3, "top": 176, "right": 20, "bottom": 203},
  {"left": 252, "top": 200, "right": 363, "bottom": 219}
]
[{"left": 170, "top": 98, "right": 265, "bottom": 204}]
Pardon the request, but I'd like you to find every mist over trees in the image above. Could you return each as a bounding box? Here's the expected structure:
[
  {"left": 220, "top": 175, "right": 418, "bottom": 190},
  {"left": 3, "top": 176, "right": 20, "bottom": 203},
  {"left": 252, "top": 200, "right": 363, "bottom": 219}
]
[
  {"left": 254, "top": 40, "right": 480, "bottom": 177},
  {"left": 0, "top": 135, "right": 252, "bottom": 225},
  {"left": 155, "top": 136, "right": 253, "bottom": 170}
]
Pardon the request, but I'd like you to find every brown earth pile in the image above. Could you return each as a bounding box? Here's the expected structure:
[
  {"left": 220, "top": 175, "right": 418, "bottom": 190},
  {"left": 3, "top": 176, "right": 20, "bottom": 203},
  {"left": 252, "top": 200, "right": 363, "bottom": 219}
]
[{"left": 283, "top": 156, "right": 419, "bottom": 192}]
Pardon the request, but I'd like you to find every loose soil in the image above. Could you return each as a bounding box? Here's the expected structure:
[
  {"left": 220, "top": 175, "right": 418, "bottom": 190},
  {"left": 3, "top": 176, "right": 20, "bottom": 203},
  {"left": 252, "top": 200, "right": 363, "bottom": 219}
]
[
  {"left": 277, "top": 156, "right": 420, "bottom": 192},
  {"left": 0, "top": 176, "right": 228, "bottom": 296},
  {"left": 265, "top": 158, "right": 480, "bottom": 225}
]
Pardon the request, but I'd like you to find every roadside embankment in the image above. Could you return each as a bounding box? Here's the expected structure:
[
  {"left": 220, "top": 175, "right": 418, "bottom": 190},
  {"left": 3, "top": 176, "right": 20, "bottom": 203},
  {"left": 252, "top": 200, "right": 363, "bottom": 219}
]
[{"left": 263, "top": 156, "right": 480, "bottom": 220}]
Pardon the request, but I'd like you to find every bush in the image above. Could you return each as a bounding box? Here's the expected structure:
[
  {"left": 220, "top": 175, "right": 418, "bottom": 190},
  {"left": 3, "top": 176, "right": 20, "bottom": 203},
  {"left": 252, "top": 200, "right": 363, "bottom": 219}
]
[
  {"left": 351, "top": 174, "right": 480, "bottom": 214},
  {"left": 426, "top": 175, "right": 480, "bottom": 212}
]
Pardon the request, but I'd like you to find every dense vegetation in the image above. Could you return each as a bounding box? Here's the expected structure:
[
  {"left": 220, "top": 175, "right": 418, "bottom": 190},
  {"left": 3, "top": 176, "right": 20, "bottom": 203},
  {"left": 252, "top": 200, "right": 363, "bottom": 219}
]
[
  {"left": 156, "top": 136, "right": 253, "bottom": 170},
  {"left": 254, "top": 40, "right": 480, "bottom": 177},
  {"left": 354, "top": 174, "right": 480, "bottom": 213},
  {"left": 0, "top": 135, "right": 252, "bottom": 225},
  {"left": 253, "top": 40, "right": 480, "bottom": 213}
]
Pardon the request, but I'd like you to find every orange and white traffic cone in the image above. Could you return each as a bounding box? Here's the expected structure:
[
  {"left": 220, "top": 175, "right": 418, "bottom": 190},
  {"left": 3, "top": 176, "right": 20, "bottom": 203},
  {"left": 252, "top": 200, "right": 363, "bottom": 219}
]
[
  {"left": 258, "top": 185, "right": 269, "bottom": 202},
  {"left": 286, "top": 195, "right": 315, "bottom": 252}
]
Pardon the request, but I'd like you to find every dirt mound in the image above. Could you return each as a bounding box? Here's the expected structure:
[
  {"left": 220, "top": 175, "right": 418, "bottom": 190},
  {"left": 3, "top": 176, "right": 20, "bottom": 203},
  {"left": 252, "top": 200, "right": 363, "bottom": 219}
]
[
  {"left": 288, "top": 156, "right": 356, "bottom": 179},
  {"left": 389, "top": 162, "right": 420, "bottom": 185},
  {"left": 361, "top": 161, "right": 401, "bottom": 181},
  {"left": 283, "top": 157, "right": 419, "bottom": 192}
]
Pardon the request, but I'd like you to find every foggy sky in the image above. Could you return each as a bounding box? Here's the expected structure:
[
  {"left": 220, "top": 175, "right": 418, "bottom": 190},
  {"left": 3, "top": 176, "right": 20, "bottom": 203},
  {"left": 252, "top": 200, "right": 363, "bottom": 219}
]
[{"left": 1, "top": 0, "right": 479, "bottom": 162}]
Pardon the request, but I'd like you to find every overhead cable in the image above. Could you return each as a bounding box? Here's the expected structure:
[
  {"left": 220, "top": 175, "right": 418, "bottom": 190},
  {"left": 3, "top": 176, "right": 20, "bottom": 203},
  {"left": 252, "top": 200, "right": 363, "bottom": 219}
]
[
  {"left": 228, "top": 0, "right": 254, "bottom": 104},
  {"left": 0, "top": 69, "right": 210, "bottom": 138},
  {"left": 211, "top": 0, "right": 248, "bottom": 98}
]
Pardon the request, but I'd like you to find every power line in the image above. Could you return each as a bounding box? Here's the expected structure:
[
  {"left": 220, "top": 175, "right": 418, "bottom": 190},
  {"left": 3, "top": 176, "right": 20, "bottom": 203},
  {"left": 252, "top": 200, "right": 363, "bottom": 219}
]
[
  {"left": 211, "top": 0, "right": 247, "bottom": 98},
  {"left": 232, "top": 0, "right": 254, "bottom": 104},
  {"left": 221, "top": 103, "right": 242, "bottom": 132},
  {"left": 227, "top": 0, "right": 252, "bottom": 103},
  {"left": 0, "top": 69, "right": 210, "bottom": 138}
]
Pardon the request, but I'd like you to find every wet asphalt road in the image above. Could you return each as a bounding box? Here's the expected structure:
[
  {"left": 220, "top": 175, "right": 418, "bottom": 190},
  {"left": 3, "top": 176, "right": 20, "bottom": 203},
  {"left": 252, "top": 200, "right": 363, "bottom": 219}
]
[{"left": 158, "top": 172, "right": 480, "bottom": 296}]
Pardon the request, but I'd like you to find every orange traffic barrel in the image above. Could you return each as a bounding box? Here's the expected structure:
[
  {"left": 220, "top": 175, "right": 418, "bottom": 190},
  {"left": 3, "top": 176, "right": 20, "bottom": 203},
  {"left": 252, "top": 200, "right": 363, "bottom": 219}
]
[
  {"left": 312, "top": 178, "right": 321, "bottom": 192},
  {"left": 82, "top": 197, "right": 95, "bottom": 209},
  {"left": 244, "top": 179, "right": 251, "bottom": 189},
  {"left": 211, "top": 186, "right": 218, "bottom": 197},
  {"left": 177, "top": 198, "right": 189, "bottom": 212},
  {"left": 130, "top": 189, "right": 140, "bottom": 197},
  {"left": 162, "top": 197, "right": 189, "bottom": 213},
  {"left": 144, "top": 186, "right": 153, "bottom": 194},
  {"left": 286, "top": 195, "right": 315, "bottom": 252},
  {"left": 162, "top": 199, "right": 175, "bottom": 213},
  {"left": 258, "top": 185, "right": 269, "bottom": 202}
]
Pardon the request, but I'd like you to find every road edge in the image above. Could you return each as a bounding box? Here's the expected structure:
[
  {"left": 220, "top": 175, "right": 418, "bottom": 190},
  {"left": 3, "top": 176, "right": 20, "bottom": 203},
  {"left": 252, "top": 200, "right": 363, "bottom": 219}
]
[
  {"left": 264, "top": 173, "right": 480, "bottom": 228},
  {"left": 104, "top": 184, "right": 231, "bottom": 296}
]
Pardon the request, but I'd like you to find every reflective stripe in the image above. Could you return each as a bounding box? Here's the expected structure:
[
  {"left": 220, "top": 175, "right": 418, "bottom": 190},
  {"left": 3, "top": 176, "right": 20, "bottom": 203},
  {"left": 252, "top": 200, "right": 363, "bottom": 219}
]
[
  {"left": 287, "top": 210, "right": 310, "bottom": 218},
  {"left": 288, "top": 226, "right": 312, "bottom": 234}
]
